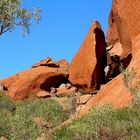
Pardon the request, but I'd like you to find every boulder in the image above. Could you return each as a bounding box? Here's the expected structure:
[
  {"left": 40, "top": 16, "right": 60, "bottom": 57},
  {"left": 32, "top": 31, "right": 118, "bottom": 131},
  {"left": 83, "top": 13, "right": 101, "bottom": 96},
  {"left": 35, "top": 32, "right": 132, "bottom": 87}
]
[
  {"left": 78, "top": 0, "right": 140, "bottom": 116},
  {"left": 0, "top": 58, "right": 69, "bottom": 100},
  {"left": 50, "top": 87, "right": 57, "bottom": 94},
  {"left": 36, "top": 91, "right": 51, "bottom": 98},
  {"left": 32, "top": 57, "right": 52, "bottom": 68},
  {"left": 32, "top": 57, "right": 69, "bottom": 71},
  {"left": 69, "top": 21, "right": 107, "bottom": 92},
  {"left": 55, "top": 86, "right": 77, "bottom": 97}
]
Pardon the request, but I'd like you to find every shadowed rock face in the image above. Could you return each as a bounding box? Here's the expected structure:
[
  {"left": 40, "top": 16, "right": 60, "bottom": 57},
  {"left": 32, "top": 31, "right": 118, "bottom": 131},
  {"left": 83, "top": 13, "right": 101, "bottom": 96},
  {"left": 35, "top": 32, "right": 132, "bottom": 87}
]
[
  {"left": 69, "top": 21, "right": 107, "bottom": 92},
  {"left": 78, "top": 0, "right": 140, "bottom": 116},
  {"left": 92, "top": 27, "right": 107, "bottom": 89}
]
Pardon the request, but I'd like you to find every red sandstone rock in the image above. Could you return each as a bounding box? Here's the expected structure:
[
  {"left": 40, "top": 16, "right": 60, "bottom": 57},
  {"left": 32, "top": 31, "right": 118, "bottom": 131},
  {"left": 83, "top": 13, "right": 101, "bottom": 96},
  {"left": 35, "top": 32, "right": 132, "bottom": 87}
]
[
  {"left": 50, "top": 87, "right": 57, "bottom": 94},
  {"left": 0, "top": 58, "right": 69, "bottom": 100},
  {"left": 78, "top": 0, "right": 140, "bottom": 116},
  {"left": 56, "top": 59, "right": 69, "bottom": 71},
  {"left": 69, "top": 21, "right": 107, "bottom": 92},
  {"left": 32, "top": 57, "right": 69, "bottom": 71},
  {"left": 37, "top": 91, "right": 51, "bottom": 98},
  {"left": 55, "top": 86, "right": 77, "bottom": 97},
  {"left": 32, "top": 57, "right": 52, "bottom": 68}
]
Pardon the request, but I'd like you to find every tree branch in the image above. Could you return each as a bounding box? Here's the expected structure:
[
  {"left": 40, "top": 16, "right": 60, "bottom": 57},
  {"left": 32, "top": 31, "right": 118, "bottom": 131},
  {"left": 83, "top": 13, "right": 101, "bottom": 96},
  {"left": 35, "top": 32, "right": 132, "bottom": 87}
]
[{"left": 0, "top": 27, "right": 12, "bottom": 35}]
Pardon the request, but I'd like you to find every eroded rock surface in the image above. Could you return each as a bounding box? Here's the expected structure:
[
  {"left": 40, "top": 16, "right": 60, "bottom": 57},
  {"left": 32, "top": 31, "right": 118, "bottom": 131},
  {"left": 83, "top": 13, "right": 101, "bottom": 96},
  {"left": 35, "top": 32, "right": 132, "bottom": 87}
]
[
  {"left": 78, "top": 0, "right": 140, "bottom": 116},
  {"left": 0, "top": 58, "right": 69, "bottom": 100},
  {"left": 69, "top": 21, "right": 107, "bottom": 92}
]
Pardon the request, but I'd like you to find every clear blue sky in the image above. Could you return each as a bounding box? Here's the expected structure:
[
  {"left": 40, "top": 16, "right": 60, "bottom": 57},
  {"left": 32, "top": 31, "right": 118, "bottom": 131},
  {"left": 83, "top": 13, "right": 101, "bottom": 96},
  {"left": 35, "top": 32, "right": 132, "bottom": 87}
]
[{"left": 0, "top": 0, "right": 112, "bottom": 79}]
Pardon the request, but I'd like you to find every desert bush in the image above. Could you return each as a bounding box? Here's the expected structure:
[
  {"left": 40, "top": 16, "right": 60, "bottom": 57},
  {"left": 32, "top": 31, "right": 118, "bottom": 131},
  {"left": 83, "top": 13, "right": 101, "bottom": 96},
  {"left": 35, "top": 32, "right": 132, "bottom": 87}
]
[
  {"left": 10, "top": 114, "right": 41, "bottom": 140},
  {"left": 0, "top": 98, "right": 69, "bottom": 139},
  {"left": 0, "top": 94, "right": 16, "bottom": 113},
  {"left": 53, "top": 67, "right": 140, "bottom": 139},
  {"left": 62, "top": 95, "right": 77, "bottom": 116},
  {"left": 11, "top": 98, "right": 68, "bottom": 139},
  {"left": 54, "top": 102, "right": 140, "bottom": 140},
  {"left": 0, "top": 109, "right": 11, "bottom": 140}
]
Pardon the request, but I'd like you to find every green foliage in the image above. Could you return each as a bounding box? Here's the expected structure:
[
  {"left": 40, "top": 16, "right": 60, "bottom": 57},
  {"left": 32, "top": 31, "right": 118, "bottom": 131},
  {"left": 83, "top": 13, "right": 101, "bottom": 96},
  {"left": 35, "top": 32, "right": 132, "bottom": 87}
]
[
  {"left": 10, "top": 113, "right": 41, "bottom": 140},
  {"left": 0, "top": 0, "right": 41, "bottom": 36},
  {"left": 0, "top": 94, "right": 16, "bottom": 112},
  {"left": 0, "top": 109, "right": 11, "bottom": 139},
  {"left": 0, "top": 98, "right": 69, "bottom": 139},
  {"left": 1, "top": 65, "right": 140, "bottom": 140},
  {"left": 16, "top": 99, "right": 68, "bottom": 128},
  {"left": 53, "top": 66, "right": 140, "bottom": 140},
  {"left": 54, "top": 103, "right": 140, "bottom": 140},
  {"left": 62, "top": 95, "right": 77, "bottom": 116},
  {"left": 121, "top": 67, "right": 136, "bottom": 89}
]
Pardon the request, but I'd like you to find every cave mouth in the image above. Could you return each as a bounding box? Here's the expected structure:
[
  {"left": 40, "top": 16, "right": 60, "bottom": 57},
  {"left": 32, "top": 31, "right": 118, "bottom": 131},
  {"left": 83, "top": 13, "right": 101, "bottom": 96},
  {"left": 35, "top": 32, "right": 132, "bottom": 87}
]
[{"left": 40, "top": 74, "right": 69, "bottom": 91}]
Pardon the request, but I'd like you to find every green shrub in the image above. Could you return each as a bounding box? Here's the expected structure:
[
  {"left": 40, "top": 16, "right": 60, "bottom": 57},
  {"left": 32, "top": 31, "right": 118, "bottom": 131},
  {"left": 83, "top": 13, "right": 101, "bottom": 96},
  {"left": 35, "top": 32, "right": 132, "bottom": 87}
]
[
  {"left": 54, "top": 103, "right": 140, "bottom": 140},
  {"left": 0, "top": 98, "right": 69, "bottom": 139},
  {"left": 62, "top": 96, "right": 77, "bottom": 116},
  {"left": 0, "top": 95, "right": 16, "bottom": 113},
  {"left": 16, "top": 99, "right": 68, "bottom": 127},
  {"left": 10, "top": 113, "right": 41, "bottom": 140},
  {"left": 0, "top": 109, "right": 11, "bottom": 140},
  {"left": 11, "top": 98, "right": 69, "bottom": 139}
]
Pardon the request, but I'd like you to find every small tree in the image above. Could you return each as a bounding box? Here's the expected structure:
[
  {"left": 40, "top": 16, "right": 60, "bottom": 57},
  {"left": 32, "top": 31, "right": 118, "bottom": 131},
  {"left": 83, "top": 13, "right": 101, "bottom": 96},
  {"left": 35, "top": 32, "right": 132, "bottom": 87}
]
[{"left": 0, "top": 0, "right": 41, "bottom": 36}]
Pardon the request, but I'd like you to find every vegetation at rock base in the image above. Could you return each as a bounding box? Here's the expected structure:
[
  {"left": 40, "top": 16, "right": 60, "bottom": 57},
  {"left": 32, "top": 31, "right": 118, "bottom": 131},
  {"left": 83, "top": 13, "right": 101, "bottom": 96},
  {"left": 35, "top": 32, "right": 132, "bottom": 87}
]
[
  {"left": 0, "top": 65, "right": 140, "bottom": 140},
  {"left": 54, "top": 103, "right": 140, "bottom": 140},
  {"left": 0, "top": 93, "right": 69, "bottom": 140},
  {"left": 0, "top": 83, "right": 140, "bottom": 140},
  {"left": 53, "top": 67, "right": 140, "bottom": 140}
]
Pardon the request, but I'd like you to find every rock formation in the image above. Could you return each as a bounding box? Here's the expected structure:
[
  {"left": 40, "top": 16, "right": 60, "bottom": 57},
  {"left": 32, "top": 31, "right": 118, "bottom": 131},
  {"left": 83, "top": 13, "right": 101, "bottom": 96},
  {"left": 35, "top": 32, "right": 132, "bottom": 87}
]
[
  {"left": 0, "top": 58, "right": 69, "bottom": 100},
  {"left": 78, "top": 0, "right": 140, "bottom": 116},
  {"left": 32, "top": 57, "right": 69, "bottom": 72},
  {"left": 1, "top": 0, "right": 140, "bottom": 118},
  {"left": 69, "top": 21, "right": 107, "bottom": 93}
]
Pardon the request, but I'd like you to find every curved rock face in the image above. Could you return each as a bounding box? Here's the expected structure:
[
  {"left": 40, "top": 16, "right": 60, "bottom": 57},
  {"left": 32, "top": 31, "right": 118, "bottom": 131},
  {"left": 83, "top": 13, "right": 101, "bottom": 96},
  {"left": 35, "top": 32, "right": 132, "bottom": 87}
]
[
  {"left": 0, "top": 58, "right": 69, "bottom": 100},
  {"left": 79, "top": 0, "right": 140, "bottom": 116},
  {"left": 69, "top": 21, "right": 107, "bottom": 92},
  {"left": 107, "top": 0, "right": 132, "bottom": 58}
]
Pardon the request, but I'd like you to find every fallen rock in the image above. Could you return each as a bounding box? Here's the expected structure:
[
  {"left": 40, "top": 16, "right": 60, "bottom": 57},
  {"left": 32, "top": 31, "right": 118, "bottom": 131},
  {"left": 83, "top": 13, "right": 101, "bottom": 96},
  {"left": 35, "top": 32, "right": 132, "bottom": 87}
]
[
  {"left": 69, "top": 21, "right": 107, "bottom": 92},
  {"left": 55, "top": 86, "right": 77, "bottom": 97},
  {"left": 37, "top": 91, "right": 51, "bottom": 98},
  {"left": 50, "top": 87, "right": 57, "bottom": 94},
  {"left": 32, "top": 57, "right": 69, "bottom": 71},
  {"left": 59, "top": 83, "right": 66, "bottom": 89},
  {"left": 56, "top": 59, "right": 69, "bottom": 71},
  {"left": 0, "top": 58, "right": 69, "bottom": 100},
  {"left": 66, "top": 83, "right": 72, "bottom": 89},
  {"left": 32, "top": 57, "right": 52, "bottom": 68}
]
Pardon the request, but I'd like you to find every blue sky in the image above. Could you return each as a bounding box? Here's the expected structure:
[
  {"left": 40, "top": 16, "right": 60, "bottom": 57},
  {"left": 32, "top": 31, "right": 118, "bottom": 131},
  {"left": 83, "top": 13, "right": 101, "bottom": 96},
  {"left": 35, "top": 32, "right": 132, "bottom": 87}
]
[{"left": 0, "top": 0, "right": 112, "bottom": 79}]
